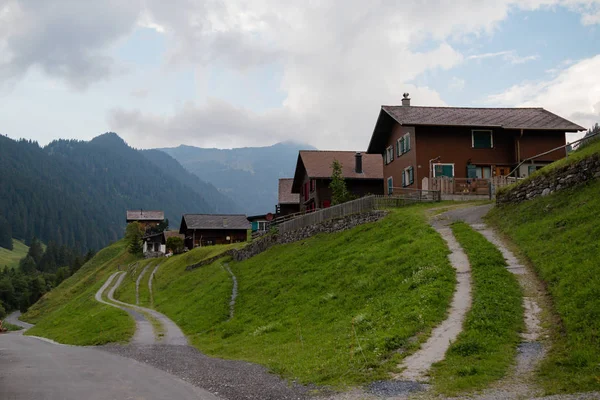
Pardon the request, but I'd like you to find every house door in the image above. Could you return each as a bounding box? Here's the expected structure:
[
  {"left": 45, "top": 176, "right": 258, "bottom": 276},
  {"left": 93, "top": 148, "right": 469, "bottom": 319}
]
[{"left": 495, "top": 166, "right": 511, "bottom": 177}]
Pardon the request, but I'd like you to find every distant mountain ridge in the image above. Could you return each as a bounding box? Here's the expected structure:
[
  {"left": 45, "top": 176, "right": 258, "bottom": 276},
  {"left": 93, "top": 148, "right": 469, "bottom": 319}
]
[
  {"left": 159, "top": 141, "right": 316, "bottom": 215},
  {"left": 0, "top": 133, "right": 239, "bottom": 251}
]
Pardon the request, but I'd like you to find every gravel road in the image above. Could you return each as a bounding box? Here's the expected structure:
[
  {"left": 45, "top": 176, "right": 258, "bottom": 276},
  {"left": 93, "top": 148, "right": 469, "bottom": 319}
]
[{"left": 100, "top": 343, "right": 309, "bottom": 400}]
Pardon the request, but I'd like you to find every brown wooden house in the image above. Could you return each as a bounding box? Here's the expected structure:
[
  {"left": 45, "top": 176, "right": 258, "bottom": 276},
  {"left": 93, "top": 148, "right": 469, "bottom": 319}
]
[
  {"left": 276, "top": 178, "right": 300, "bottom": 216},
  {"left": 291, "top": 151, "right": 384, "bottom": 211},
  {"left": 179, "top": 214, "right": 250, "bottom": 249},
  {"left": 366, "top": 94, "right": 584, "bottom": 193},
  {"left": 126, "top": 210, "right": 164, "bottom": 231}
]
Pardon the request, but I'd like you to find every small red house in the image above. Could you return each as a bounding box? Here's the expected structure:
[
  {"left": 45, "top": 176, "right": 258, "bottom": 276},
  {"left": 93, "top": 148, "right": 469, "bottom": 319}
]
[
  {"left": 291, "top": 151, "right": 384, "bottom": 211},
  {"left": 366, "top": 94, "right": 584, "bottom": 194}
]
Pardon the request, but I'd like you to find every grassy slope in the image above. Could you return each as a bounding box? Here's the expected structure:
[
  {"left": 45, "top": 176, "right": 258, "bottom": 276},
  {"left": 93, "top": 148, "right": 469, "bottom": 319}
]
[
  {"left": 0, "top": 239, "right": 29, "bottom": 269},
  {"left": 431, "top": 222, "right": 523, "bottom": 394},
  {"left": 114, "top": 259, "right": 154, "bottom": 305},
  {"left": 488, "top": 179, "right": 600, "bottom": 393},
  {"left": 150, "top": 207, "right": 456, "bottom": 387},
  {"left": 22, "top": 240, "right": 138, "bottom": 345}
]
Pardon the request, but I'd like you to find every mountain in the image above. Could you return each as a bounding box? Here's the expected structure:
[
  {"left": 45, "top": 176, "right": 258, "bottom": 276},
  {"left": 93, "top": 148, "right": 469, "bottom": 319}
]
[
  {"left": 0, "top": 133, "right": 237, "bottom": 251},
  {"left": 139, "top": 149, "right": 240, "bottom": 213},
  {"left": 160, "top": 141, "right": 315, "bottom": 215}
]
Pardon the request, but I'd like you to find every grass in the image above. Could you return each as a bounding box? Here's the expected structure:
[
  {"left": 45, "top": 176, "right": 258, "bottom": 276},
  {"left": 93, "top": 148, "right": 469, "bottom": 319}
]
[
  {"left": 487, "top": 178, "right": 600, "bottom": 394},
  {"left": 150, "top": 207, "right": 456, "bottom": 387},
  {"left": 0, "top": 239, "right": 29, "bottom": 269},
  {"left": 2, "top": 322, "right": 23, "bottom": 331},
  {"left": 22, "top": 240, "right": 138, "bottom": 345},
  {"left": 114, "top": 259, "right": 154, "bottom": 305},
  {"left": 430, "top": 222, "right": 523, "bottom": 394}
]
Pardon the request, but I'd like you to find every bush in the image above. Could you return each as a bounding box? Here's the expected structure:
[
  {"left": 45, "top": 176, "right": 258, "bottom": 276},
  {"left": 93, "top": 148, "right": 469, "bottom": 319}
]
[
  {"left": 166, "top": 237, "right": 184, "bottom": 254},
  {"left": 0, "top": 302, "right": 6, "bottom": 319}
]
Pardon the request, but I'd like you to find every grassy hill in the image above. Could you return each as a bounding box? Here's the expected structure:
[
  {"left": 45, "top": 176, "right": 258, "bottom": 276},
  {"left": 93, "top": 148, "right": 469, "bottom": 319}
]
[
  {"left": 112, "top": 207, "right": 456, "bottom": 387},
  {"left": 488, "top": 172, "right": 600, "bottom": 393},
  {"left": 22, "top": 240, "right": 137, "bottom": 345},
  {"left": 23, "top": 205, "right": 457, "bottom": 388},
  {"left": 0, "top": 239, "right": 29, "bottom": 269}
]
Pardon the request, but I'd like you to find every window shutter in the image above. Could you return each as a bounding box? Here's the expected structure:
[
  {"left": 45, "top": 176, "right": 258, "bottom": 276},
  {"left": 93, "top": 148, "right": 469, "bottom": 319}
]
[
  {"left": 390, "top": 147, "right": 394, "bottom": 161},
  {"left": 400, "top": 137, "right": 405, "bottom": 154},
  {"left": 397, "top": 140, "right": 401, "bottom": 157},
  {"left": 405, "top": 134, "right": 410, "bottom": 151},
  {"left": 402, "top": 170, "right": 406, "bottom": 187},
  {"left": 409, "top": 167, "right": 414, "bottom": 185}
]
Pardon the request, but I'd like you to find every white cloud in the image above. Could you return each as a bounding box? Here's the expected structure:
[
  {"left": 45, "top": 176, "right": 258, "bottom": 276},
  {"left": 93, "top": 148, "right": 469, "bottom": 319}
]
[
  {"left": 468, "top": 50, "right": 538, "bottom": 64},
  {"left": 449, "top": 77, "right": 466, "bottom": 91},
  {"left": 487, "top": 55, "right": 600, "bottom": 141},
  {"left": 2, "top": 0, "right": 600, "bottom": 149}
]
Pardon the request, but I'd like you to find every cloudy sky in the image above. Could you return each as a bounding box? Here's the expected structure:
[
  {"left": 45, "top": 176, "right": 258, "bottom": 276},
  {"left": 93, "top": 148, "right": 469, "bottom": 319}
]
[{"left": 1, "top": 0, "right": 599, "bottom": 150}]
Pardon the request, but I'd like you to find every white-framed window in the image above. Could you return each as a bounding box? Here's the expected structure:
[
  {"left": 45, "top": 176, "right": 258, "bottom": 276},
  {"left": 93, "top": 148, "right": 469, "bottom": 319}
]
[
  {"left": 387, "top": 176, "right": 393, "bottom": 195},
  {"left": 385, "top": 146, "right": 394, "bottom": 164},
  {"left": 433, "top": 163, "right": 455, "bottom": 177},
  {"left": 396, "top": 133, "right": 411, "bottom": 157},
  {"left": 472, "top": 130, "right": 493, "bottom": 149},
  {"left": 402, "top": 166, "right": 414, "bottom": 187}
]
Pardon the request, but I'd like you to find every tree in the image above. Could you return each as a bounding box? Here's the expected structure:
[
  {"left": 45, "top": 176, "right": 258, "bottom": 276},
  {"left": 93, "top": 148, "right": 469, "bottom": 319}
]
[
  {"left": 329, "top": 159, "right": 352, "bottom": 205},
  {"left": 27, "top": 237, "right": 44, "bottom": 265},
  {"left": 19, "top": 256, "right": 37, "bottom": 275},
  {"left": 150, "top": 219, "right": 169, "bottom": 234},
  {"left": 125, "top": 222, "right": 144, "bottom": 255},
  {"left": 166, "top": 236, "right": 184, "bottom": 254},
  {"left": 0, "top": 216, "right": 12, "bottom": 250}
]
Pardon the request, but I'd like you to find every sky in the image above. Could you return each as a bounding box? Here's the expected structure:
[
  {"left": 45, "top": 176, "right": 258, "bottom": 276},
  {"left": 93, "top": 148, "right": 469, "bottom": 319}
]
[{"left": 1, "top": 0, "right": 599, "bottom": 150}]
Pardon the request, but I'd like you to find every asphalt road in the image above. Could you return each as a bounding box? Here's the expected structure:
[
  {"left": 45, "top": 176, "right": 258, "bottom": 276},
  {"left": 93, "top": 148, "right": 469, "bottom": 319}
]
[{"left": 0, "top": 332, "right": 221, "bottom": 400}]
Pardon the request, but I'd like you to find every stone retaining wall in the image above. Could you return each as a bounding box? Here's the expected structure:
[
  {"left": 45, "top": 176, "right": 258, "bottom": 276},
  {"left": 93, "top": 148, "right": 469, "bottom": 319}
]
[
  {"left": 186, "top": 211, "right": 388, "bottom": 270},
  {"left": 496, "top": 154, "right": 600, "bottom": 204}
]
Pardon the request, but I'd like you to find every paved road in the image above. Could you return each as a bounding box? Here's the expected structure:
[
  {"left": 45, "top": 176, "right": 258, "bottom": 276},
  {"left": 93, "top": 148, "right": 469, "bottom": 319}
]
[
  {"left": 4, "top": 312, "right": 33, "bottom": 330},
  {"left": 0, "top": 332, "right": 220, "bottom": 400}
]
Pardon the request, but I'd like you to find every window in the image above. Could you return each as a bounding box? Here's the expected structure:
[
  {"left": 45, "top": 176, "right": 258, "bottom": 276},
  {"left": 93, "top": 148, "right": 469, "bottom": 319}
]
[
  {"left": 385, "top": 146, "right": 394, "bottom": 164},
  {"left": 396, "top": 133, "right": 411, "bottom": 157},
  {"left": 467, "top": 165, "right": 491, "bottom": 179},
  {"left": 472, "top": 130, "right": 493, "bottom": 148},
  {"left": 402, "top": 166, "right": 414, "bottom": 187},
  {"left": 433, "top": 163, "right": 455, "bottom": 177},
  {"left": 387, "top": 177, "right": 393, "bottom": 195}
]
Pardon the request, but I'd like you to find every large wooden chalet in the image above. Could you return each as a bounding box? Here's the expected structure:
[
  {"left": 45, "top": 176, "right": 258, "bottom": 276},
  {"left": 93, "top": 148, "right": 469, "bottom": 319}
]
[
  {"left": 179, "top": 214, "right": 250, "bottom": 249},
  {"left": 367, "top": 94, "right": 584, "bottom": 194}
]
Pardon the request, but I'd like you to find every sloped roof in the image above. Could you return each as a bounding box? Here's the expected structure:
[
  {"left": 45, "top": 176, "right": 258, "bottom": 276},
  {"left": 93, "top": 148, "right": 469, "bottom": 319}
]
[
  {"left": 163, "top": 230, "right": 184, "bottom": 240},
  {"left": 126, "top": 210, "right": 164, "bottom": 221},
  {"left": 292, "top": 151, "right": 383, "bottom": 192},
  {"left": 367, "top": 105, "right": 584, "bottom": 153},
  {"left": 181, "top": 214, "right": 250, "bottom": 230},
  {"left": 278, "top": 178, "right": 299, "bottom": 204},
  {"left": 381, "top": 106, "right": 584, "bottom": 131}
]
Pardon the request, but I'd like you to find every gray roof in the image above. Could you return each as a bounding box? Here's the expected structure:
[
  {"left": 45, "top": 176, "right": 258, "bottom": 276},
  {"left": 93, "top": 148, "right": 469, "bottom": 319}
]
[
  {"left": 381, "top": 106, "right": 584, "bottom": 131},
  {"left": 126, "top": 210, "right": 164, "bottom": 221},
  {"left": 182, "top": 214, "right": 250, "bottom": 230}
]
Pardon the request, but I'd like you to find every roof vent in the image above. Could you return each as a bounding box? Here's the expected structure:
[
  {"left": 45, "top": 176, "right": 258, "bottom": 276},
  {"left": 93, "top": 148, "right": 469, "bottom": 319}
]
[{"left": 402, "top": 93, "right": 411, "bottom": 107}]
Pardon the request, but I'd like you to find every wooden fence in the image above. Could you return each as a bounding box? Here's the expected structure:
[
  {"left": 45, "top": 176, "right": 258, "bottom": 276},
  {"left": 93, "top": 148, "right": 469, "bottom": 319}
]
[
  {"left": 430, "top": 176, "right": 522, "bottom": 196},
  {"left": 277, "top": 190, "right": 440, "bottom": 235}
]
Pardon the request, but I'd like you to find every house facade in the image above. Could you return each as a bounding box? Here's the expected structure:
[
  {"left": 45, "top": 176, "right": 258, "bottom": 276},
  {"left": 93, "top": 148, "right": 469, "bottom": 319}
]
[
  {"left": 126, "top": 210, "right": 164, "bottom": 231},
  {"left": 367, "top": 95, "right": 584, "bottom": 193},
  {"left": 291, "top": 151, "right": 384, "bottom": 211},
  {"left": 276, "top": 178, "right": 300, "bottom": 216},
  {"left": 143, "top": 230, "right": 184, "bottom": 256},
  {"left": 179, "top": 214, "right": 249, "bottom": 249}
]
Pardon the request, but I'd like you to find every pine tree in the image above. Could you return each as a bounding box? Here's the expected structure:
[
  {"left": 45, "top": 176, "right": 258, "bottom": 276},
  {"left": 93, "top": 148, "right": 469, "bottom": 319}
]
[
  {"left": 125, "top": 222, "right": 144, "bottom": 255},
  {"left": 329, "top": 159, "right": 351, "bottom": 205},
  {"left": 27, "top": 237, "right": 44, "bottom": 265}
]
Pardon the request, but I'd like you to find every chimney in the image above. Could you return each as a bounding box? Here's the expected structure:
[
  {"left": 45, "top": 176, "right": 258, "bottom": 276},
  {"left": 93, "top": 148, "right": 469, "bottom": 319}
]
[
  {"left": 355, "top": 152, "right": 363, "bottom": 174},
  {"left": 402, "top": 92, "right": 411, "bottom": 107}
]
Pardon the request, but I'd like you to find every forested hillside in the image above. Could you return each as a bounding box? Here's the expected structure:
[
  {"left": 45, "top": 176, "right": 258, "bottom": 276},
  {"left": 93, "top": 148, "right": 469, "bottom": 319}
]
[{"left": 0, "top": 133, "right": 237, "bottom": 252}]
